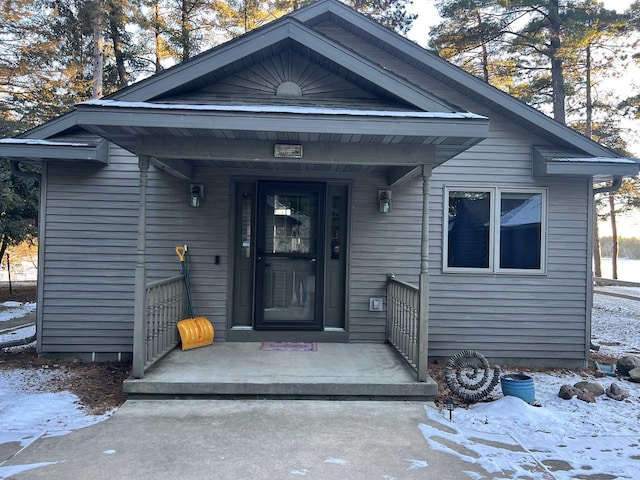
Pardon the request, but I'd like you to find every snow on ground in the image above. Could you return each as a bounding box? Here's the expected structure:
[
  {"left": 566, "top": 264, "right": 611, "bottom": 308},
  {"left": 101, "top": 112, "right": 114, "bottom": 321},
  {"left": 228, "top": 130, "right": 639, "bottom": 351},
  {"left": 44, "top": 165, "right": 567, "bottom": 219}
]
[
  {"left": 0, "top": 302, "right": 36, "bottom": 323},
  {"left": 1, "top": 301, "right": 113, "bottom": 470},
  {"left": 592, "top": 293, "right": 640, "bottom": 357},
  {"left": 0, "top": 292, "right": 639, "bottom": 479},
  {"left": 421, "top": 379, "right": 640, "bottom": 479},
  {"left": 0, "top": 325, "right": 35, "bottom": 344},
  {"left": 420, "top": 291, "right": 640, "bottom": 479},
  {"left": 0, "top": 301, "right": 37, "bottom": 345}
]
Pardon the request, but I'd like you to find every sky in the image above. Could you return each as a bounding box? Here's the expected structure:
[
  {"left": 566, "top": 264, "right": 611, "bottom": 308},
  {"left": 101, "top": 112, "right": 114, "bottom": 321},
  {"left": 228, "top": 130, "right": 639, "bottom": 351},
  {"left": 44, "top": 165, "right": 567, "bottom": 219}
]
[{"left": 1, "top": 293, "right": 639, "bottom": 478}]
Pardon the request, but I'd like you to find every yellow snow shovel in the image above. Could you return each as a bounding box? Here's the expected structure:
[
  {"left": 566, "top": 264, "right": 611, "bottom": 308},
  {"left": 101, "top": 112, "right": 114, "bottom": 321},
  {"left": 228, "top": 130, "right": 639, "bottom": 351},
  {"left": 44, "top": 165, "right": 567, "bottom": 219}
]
[{"left": 175, "top": 246, "right": 214, "bottom": 350}]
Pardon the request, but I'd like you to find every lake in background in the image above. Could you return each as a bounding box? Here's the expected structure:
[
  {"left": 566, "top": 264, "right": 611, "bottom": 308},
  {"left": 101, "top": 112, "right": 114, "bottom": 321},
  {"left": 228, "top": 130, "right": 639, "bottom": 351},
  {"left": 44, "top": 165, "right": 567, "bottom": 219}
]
[{"left": 599, "top": 257, "right": 640, "bottom": 283}]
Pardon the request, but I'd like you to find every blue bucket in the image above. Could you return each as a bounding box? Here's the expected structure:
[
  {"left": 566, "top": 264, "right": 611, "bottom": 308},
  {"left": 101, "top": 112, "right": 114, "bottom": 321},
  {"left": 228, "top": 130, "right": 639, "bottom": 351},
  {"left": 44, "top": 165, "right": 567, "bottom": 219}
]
[{"left": 501, "top": 373, "right": 535, "bottom": 404}]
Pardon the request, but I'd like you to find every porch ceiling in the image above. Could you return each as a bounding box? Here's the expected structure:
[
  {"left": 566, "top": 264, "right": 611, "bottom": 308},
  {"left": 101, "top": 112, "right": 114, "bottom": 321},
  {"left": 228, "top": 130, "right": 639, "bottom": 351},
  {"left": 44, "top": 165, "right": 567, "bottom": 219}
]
[{"left": 74, "top": 100, "right": 490, "bottom": 177}]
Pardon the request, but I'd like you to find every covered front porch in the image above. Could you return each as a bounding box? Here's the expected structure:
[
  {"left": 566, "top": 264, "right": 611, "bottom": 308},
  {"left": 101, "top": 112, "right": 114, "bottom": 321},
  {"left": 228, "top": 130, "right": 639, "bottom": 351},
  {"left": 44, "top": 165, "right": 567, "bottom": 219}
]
[
  {"left": 133, "top": 273, "right": 437, "bottom": 398},
  {"left": 123, "top": 341, "right": 438, "bottom": 400},
  {"left": 69, "top": 99, "right": 489, "bottom": 388}
]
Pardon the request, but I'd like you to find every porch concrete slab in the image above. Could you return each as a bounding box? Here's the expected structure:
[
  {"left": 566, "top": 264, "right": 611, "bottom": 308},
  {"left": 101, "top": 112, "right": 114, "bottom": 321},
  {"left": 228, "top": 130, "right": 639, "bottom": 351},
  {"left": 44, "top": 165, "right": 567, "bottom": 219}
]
[
  {"left": 124, "top": 343, "right": 437, "bottom": 399},
  {"left": 0, "top": 400, "right": 489, "bottom": 480}
]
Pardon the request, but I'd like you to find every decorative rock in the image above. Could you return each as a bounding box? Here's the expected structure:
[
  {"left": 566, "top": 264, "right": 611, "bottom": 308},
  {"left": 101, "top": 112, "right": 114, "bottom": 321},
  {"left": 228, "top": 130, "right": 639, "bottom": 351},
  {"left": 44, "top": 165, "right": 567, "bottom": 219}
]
[
  {"left": 558, "top": 384, "right": 577, "bottom": 400},
  {"left": 616, "top": 355, "right": 640, "bottom": 376},
  {"left": 573, "top": 381, "right": 605, "bottom": 397},
  {"left": 576, "top": 390, "right": 596, "bottom": 403},
  {"left": 606, "top": 383, "right": 630, "bottom": 401},
  {"left": 629, "top": 367, "right": 640, "bottom": 383}
]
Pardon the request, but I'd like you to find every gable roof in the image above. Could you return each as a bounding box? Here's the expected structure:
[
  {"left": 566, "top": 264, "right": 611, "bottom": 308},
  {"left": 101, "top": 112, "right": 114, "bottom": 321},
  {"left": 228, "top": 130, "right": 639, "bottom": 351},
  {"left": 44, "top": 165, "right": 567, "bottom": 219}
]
[
  {"left": 9, "top": 0, "right": 638, "bottom": 177},
  {"left": 108, "top": 18, "right": 457, "bottom": 113}
]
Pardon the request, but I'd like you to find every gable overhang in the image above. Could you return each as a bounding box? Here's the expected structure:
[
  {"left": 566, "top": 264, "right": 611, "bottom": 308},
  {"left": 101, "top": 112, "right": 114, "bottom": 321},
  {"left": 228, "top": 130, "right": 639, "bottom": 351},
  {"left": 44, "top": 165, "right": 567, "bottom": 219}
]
[
  {"left": 75, "top": 100, "right": 489, "bottom": 171},
  {"left": 533, "top": 146, "right": 640, "bottom": 183},
  {"left": 0, "top": 138, "right": 109, "bottom": 166}
]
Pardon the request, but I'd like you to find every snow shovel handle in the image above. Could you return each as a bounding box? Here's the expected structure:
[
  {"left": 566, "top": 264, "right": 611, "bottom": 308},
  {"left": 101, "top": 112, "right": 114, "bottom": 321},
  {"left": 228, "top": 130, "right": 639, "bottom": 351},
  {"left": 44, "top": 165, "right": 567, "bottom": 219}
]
[{"left": 175, "top": 246, "right": 186, "bottom": 262}]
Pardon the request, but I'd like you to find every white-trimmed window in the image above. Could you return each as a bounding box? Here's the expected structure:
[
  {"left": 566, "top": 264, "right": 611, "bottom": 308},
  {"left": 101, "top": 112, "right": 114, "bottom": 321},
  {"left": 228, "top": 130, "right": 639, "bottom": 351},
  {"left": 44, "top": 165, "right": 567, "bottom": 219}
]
[{"left": 443, "top": 187, "right": 547, "bottom": 274}]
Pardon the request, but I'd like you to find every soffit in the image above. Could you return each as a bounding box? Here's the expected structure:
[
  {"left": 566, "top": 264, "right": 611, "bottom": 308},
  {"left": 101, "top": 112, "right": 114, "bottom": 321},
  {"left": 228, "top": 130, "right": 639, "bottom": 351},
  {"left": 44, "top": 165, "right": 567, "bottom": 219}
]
[{"left": 74, "top": 100, "right": 489, "bottom": 169}]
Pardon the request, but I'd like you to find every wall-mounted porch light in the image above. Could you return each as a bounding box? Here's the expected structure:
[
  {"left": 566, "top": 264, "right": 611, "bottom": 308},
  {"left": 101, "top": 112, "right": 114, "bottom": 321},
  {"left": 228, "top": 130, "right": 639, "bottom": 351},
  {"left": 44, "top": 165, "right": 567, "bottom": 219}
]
[
  {"left": 190, "top": 184, "right": 204, "bottom": 208},
  {"left": 378, "top": 190, "right": 392, "bottom": 213}
]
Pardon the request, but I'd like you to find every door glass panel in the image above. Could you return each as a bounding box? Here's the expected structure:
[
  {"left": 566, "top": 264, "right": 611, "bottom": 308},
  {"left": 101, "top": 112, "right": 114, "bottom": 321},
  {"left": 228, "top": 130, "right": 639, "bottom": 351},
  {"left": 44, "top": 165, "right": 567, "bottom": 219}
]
[
  {"left": 325, "top": 185, "right": 348, "bottom": 329},
  {"left": 232, "top": 183, "right": 256, "bottom": 328},
  {"left": 241, "top": 193, "right": 252, "bottom": 258},
  {"left": 330, "top": 195, "right": 341, "bottom": 260},
  {"left": 267, "top": 193, "right": 317, "bottom": 254},
  {"left": 257, "top": 184, "right": 323, "bottom": 329},
  {"left": 263, "top": 257, "right": 316, "bottom": 322}
]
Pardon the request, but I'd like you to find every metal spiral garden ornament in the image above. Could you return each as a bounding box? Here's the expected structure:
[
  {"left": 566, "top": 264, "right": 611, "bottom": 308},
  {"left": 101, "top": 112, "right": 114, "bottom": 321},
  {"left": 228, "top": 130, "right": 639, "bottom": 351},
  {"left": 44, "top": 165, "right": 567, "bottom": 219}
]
[{"left": 445, "top": 350, "right": 501, "bottom": 403}]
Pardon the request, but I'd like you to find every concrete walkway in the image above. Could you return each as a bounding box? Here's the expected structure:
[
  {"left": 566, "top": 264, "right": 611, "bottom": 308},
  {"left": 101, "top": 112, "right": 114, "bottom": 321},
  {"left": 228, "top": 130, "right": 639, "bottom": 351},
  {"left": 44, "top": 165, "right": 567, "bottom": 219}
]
[
  {"left": 0, "top": 400, "right": 550, "bottom": 480},
  {"left": 0, "top": 312, "right": 35, "bottom": 334}
]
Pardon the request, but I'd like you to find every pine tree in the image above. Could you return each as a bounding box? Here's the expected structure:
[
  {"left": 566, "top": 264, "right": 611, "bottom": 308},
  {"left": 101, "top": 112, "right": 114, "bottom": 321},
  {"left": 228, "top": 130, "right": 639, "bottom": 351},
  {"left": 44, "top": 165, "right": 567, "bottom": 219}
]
[
  {"left": 0, "top": 1, "right": 78, "bottom": 130},
  {"left": 214, "top": 0, "right": 286, "bottom": 37},
  {"left": 620, "top": 1, "right": 640, "bottom": 119},
  {"left": 349, "top": 0, "right": 416, "bottom": 33},
  {"left": 429, "top": 0, "right": 516, "bottom": 87}
]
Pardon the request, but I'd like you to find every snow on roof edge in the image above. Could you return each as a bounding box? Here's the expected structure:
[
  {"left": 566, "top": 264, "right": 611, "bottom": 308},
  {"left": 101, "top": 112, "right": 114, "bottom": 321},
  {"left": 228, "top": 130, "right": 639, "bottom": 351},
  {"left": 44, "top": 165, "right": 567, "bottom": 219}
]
[
  {"left": 553, "top": 156, "right": 639, "bottom": 165},
  {"left": 0, "top": 138, "right": 92, "bottom": 147},
  {"left": 79, "top": 99, "right": 487, "bottom": 120}
]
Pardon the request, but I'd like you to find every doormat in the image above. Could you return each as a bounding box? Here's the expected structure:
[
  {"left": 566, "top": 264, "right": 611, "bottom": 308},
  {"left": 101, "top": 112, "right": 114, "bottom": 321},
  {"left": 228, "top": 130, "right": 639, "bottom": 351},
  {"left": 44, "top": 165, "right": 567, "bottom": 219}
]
[{"left": 260, "top": 342, "right": 318, "bottom": 352}]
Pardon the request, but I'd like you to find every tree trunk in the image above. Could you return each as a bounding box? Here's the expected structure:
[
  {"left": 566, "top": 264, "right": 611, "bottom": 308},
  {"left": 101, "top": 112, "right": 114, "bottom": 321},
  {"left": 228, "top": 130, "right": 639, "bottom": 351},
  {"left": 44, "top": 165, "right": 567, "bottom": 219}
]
[
  {"left": 548, "top": 0, "right": 566, "bottom": 124},
  {"left": 476, "top": 9, "right": 490, "bottom": 83},
  {"left": 0, "top": 234, "right": 8, "bottom": 268},
  {"left": 92, "top": 4, "right": 104, "bottom": 99},
  {"left": 585, "top": 45, "right": 592, "bottom": 138},
  {"left": 181, "top": 0, "right": 191, "bottom": 61},
  {"left": 244, "top": 0, "right": 248, "bottom": 33},
  {"left": 154, "top": 1, "right": 162, "bottom": 72},
  {"left": 592, "top": 202, "right": 602, "bottom": 278},
  {"left": 609, "top": 193, "right": 618, "bottom": 279},
  {"left": 108, "top": 1, "right": 129, "bottom": 88}
]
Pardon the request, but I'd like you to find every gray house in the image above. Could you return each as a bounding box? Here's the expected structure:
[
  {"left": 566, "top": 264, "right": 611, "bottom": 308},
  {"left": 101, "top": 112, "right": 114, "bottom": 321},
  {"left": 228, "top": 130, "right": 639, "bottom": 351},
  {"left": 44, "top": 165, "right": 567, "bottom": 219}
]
[{"left": 2, "top": 0, "right": 638, "bottom": 388}]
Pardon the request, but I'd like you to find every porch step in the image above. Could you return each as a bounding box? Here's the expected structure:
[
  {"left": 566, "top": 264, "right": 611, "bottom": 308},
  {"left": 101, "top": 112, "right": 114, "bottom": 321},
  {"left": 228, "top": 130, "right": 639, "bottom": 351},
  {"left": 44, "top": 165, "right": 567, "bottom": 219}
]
[{"left": 123, "top": 343, "right": 437, "bottom": 401}]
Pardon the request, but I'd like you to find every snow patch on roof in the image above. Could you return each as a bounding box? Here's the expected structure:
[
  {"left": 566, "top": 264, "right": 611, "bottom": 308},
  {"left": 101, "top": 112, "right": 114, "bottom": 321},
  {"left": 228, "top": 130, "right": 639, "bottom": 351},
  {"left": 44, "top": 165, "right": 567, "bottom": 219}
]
[
  {"left": 553, "top": 156, "right": 639, "bottom": 165},
  {"left": 0, "top": 138, "right": 91, "bottom": 147},
  {"left": 80, "top": 99, "right": 487, "bottom": 120}
]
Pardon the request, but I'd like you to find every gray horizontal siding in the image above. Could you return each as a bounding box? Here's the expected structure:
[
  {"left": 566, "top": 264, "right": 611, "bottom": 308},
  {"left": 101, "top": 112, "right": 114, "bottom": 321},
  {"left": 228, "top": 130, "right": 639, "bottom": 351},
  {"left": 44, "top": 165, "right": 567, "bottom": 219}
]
[
  {"left": 348, "top": 174, "right": 421, "bottom": 342},
  {"left": 314, "top": 24, "right": 591, "bottom": 365},
  {"left": 424, "top": 175, "right": 590, "bottom": 366},
  {"left": 38, "top": 22, "right": 592, "bottom": 367},
  {"left": 40, "top": 144, "right": 139, "bottom": 354}
]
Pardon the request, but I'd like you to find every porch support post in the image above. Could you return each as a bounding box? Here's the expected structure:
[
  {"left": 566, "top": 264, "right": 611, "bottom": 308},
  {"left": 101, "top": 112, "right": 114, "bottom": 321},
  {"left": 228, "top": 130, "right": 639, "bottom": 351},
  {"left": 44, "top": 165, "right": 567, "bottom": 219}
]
[
  {"left": 132, "top": 155, "right": 150, "bottom": 379},
  {"left": 417, "top": 164, "right": 432, "bottom": 382}
]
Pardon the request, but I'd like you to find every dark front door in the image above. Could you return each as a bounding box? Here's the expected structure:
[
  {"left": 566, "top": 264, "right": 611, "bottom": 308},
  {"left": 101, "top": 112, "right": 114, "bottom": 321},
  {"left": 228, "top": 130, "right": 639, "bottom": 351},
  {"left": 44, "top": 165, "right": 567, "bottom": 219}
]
[{"left": 254, "top": 182, "right": 325, "bottom": 330}]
